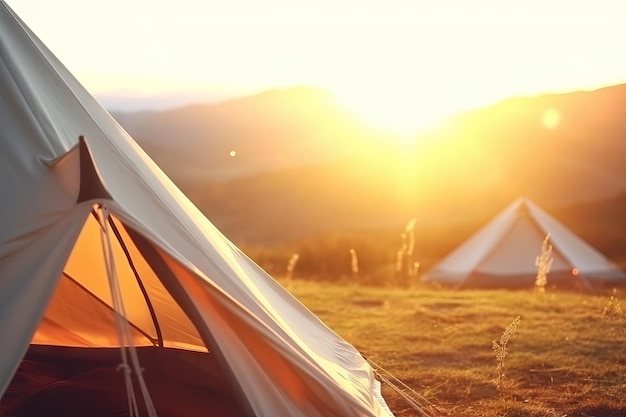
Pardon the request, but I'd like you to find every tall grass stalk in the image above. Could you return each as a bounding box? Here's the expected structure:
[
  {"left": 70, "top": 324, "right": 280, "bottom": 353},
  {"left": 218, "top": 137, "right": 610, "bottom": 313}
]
[
  {"left": 534, "top": 233, "right": 553, "bottom": 293},
  {"left": 349, "top": 248, "right": 359, "bottom": 279},
  {"left": 286, "top": 253, "right": 300, "bottom": 287},
  {"left": 492, "top": 315, "right": 521, "bottom": 392},
  {"left": 396, "top": 218, "right": 417, "bottom": 285},
  {"left": 602, "top": 288, "right": 623, "bottom": 319},
  {"left": 410, "top": 261, "right": 420, "bottom": 290}
]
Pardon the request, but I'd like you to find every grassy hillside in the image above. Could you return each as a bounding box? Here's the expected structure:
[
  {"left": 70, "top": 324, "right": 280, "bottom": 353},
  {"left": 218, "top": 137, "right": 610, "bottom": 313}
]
[{"left": 286, "top": 280, "right": 626, "bottom": 417}]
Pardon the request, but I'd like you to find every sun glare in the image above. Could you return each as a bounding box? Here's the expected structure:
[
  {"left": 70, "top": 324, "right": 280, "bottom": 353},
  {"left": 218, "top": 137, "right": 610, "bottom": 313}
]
[
  {"left": 12, "top": 0, "right": 625, "bottom": 127},
  {"left": 333, "top": 88, "right": 449, "bottom": 143}
]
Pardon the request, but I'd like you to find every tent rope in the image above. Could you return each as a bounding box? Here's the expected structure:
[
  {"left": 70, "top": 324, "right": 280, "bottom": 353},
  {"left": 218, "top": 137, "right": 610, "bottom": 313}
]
[
  {"left": 97, "top": 205, "right": 159, "bottom": 417},
  {"left": 366, "top": 357, "right": 439, "bottom": 417}
]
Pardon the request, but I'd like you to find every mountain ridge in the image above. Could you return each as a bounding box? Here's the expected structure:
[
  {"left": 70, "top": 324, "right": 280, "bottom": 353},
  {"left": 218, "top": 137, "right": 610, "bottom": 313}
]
[
  {"left": 111, "top": 84, "right": 626, "bottom": 253},
  {"left": 112, "top": 86, "right": 391, "bottom": 181}
]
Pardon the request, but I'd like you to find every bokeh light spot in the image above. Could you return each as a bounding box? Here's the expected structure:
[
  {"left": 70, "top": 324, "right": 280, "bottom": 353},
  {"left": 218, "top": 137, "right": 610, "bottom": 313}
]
[{"left": 542, "top": 108, "right": 560, "bottom": 130}]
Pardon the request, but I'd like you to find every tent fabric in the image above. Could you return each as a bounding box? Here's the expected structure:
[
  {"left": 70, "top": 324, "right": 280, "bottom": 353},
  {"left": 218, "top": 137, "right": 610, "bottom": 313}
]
[
  {"left": 0, "top": 1, "right": 395, "bottom": 416},
  {"left": 422, "top": 197, "right": 626, "bottom": 290}
]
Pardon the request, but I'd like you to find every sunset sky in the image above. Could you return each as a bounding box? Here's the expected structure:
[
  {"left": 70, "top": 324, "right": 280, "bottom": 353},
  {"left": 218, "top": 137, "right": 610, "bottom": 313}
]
[{"left": 8, "top": 0, "right": 626, "bottom": 133}]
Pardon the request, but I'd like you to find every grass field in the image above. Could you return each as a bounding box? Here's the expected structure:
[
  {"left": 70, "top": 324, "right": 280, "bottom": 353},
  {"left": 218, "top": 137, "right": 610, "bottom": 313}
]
[{"left": 284, "top": 280, "right": 626, "bottom": 417}]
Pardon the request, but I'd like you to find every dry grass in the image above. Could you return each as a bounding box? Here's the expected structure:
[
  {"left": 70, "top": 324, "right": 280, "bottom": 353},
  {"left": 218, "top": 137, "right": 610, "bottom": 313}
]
[{"left": 285, "top": 280, "right": 626, "bottom": 417}]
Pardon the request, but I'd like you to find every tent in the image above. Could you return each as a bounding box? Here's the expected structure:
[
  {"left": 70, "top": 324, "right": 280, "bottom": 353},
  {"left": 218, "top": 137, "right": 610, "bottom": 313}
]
[
  {"left": 421, "top": 197, "right": 626, "bottom": 291},
  {"left": 0, "top": 2, "right": 396, "bottom": 416}
]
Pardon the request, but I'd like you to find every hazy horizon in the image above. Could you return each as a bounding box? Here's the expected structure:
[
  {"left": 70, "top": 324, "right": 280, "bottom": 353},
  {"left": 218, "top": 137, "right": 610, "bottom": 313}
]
[
  {"left": 8, "top": 0, "right": 626, "bottom": 134},
  {"left": 98, "top": 81, "right": 624, "bottom": 116}
]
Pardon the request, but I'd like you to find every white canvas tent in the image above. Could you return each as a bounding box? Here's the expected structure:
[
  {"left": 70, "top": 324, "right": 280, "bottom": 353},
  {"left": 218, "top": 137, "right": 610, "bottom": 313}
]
[
  {"left": 0, "top": 2, "right": 396, "bottom": 416},
  {"left": 421, "top": 197, "right": 626, "bottom": 291}
]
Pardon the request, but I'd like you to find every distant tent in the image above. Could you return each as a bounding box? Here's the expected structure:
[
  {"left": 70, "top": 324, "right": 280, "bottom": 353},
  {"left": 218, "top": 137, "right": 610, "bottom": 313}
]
[
  {"left": 421, "top": 197, "right": 626, "bottom": 291},
  {"left": 0, "top": 2, "right": 396, "bottom": 416}
]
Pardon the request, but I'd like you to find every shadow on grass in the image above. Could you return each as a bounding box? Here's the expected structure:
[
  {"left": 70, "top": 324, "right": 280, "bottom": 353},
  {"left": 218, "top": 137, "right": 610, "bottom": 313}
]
[{"left": 569, "top": 405, "right": 626, "bottom": 417}]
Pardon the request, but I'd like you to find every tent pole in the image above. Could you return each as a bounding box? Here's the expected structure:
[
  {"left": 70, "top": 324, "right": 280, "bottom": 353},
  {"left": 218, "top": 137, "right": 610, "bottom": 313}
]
[
  {"left": 90, "top": 209, "right": 164, "bottom": 347},
  {"left": 107, "top": 215, "right": 164, "bottom": 347},
  {"left": 123, "top": 226, "right": 258, "bottom": 417}
]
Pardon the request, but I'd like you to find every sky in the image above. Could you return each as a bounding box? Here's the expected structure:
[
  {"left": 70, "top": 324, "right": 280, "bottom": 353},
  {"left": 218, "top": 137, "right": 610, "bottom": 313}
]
[{"left": 7, "top": 0, "right": 626, "bottom": 133}]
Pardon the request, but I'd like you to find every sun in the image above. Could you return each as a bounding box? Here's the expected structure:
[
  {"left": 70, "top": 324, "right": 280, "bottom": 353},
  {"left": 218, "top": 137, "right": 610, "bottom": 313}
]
[{"left": 332, "top": 86, "right": 452, "bottom": 143}]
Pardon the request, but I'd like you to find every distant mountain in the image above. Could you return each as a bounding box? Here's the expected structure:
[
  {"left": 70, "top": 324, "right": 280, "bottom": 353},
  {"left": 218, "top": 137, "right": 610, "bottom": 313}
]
[
  {"left": 97, "top": 90, "right": 227, "bottom": 113},
  {"left": 112, "top": 86, "right": 391, "bottom": 181},
  {"left": 421, "top": 84, "right": 626, "bottom": 205},
  {"left": 112, "top": 84, "right": 626, "bottom": 256},
  {"left": 551, "top": 192, "right": 626, "bottom": 264}
]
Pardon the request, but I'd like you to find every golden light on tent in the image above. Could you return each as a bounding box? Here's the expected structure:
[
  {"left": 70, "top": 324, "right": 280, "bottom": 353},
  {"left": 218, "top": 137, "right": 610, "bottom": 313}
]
[{"left": 34, "top": 209, "right": 204, "bottom": 350}]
